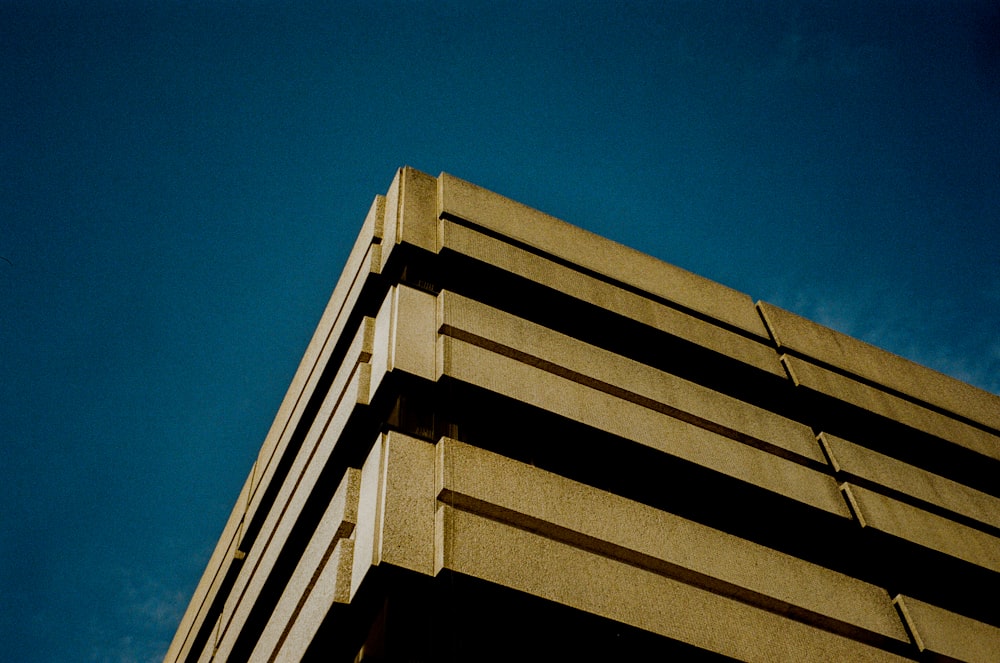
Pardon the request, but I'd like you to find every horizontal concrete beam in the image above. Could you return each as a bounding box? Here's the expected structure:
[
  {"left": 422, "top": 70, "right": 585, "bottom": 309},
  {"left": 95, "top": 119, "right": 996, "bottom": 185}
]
[
  {"left": 213, "top": 359, "right": 371, "bottom": 660},
  {"left": 439, "top": 219, "right": 786, "bottom": 376},
  {"left": 378, "top": 167, "right": 438, "bottom": 271},
  {"left": 439, "top": 506, "right": 911, "bottom": 662},
  {"left": 250, "top": 468, "right": 360, "bottom": 663},
  {"left": 437, "top": 438, "right": 909, "bottom": 650},
  {"left": 842, "top": 483, "right": 1000, "bottom": 574},
  {"left": 262, "top": 538, "right": 353, "bottom": 663},
  {"left": 783, "top": 355, "right": 1000, "bottom": 463},
  {"left": 821, "top": 432, "right": 1000, "bottom": 534},
  {"left": 438, "top": 172, "right": 769, "bottom": 338},
  {"left": 439, "top": 290, "right": 823, "bottom": 467},
  {"left": 369, "top": 285, "right": 438, "bottom": 396},
  {"left": 893, "top": 594, "right": 1000, "bottom": 663},
  {"left": 242, "top": 316, "right": 374, "bottom": 548},
  {"left": 760, "top": 302, "right": 1000, "bottom": 433},
  {"left": 252, "top": 241, "right": 381, "bottom": 508},
  {"left": 439, "top": 336, "right": 849, "bottom": 519}
]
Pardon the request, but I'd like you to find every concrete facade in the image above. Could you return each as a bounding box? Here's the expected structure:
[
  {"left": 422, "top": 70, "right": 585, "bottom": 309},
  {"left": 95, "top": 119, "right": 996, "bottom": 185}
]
[{"left": 166, "top": 168, "right": 1000, "bottom": 662}]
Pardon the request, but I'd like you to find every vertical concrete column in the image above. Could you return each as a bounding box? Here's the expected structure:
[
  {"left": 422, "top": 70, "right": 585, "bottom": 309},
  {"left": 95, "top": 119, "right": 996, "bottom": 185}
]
[
  {"left": 369, "top": 284, "right": 439, "bottom": 396},
  {"left": 350, "top": 432, "right": 437, "bottom": 600},
  {"left": 379, "top": 167, "right": 439, "bottom": 272}
]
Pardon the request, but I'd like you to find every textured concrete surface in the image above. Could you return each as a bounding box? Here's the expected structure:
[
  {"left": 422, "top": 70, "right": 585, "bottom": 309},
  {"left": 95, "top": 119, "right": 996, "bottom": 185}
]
[
  {"left": 263, "top": 538, "right": 353, "bottom": 663},
  {"left": 784, "top": 355, "right": 1000, "bottom": 462},
  {"left": 168, "top": 168, "right": 998, "bottom": 662},
  {"left": 440, "top": 506, "right": 911, "bottom": 662},
  {"left": 894, "top": 595, "right": 1000, "bottom": 663},
  {"left": 439, "top": 172, "right": 769, "bottom": 338},
  {"left": 437, "top": 437, "right": 908, "bottom": 648},
  {"left": 250, "top": 470, "right": 359, "bottom": 662},
  {"left": 439, "top": 219, "right": 787, "bottom": 377},
  {"left": 439, "top": 289, "right": 823, "bottom": 466},
  {"left": 760, "top": 302, "right": 1000, "bottom": 432},
  {"left": 378, "top": 432, "right": 437, "bottom": 575},
  {"left": 252, "top": 242, "right": 381, "bottom": 508},
  {"left": 213, "top": 361, "right": 371, "bottom": 660},
  {"left": 821, "top": 432, "right": 1000, "bottom": 532},
  {"left": 254, "top": 194, "right": 383, "bottom": 495},
  {"left": 440, "top": 335, "right": 850, "bottom": 518},
  {"left": 842, "top": 482, "right": 1000, "bottom": 573},
  {"left": 379, "top": 166, "right": 438, "bottom": 271}
]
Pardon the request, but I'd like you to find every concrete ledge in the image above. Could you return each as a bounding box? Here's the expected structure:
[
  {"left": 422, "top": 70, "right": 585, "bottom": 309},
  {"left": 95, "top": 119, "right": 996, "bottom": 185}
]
[
  {"left": 784, "top": 355, "right": 1000, "bottom": 463},
  {"left": 821, "top": 432, "right": 1000, "bottom": 533},
  {"left": 379, "top": 431, "right": 437, "bottom": 575},
  {"left": 440, "top": 220, "right": 785, "bottom": 377},
  {"left": 439, "top": 336, "right": 850, "bottom": 519},
  {"left": 213, "top": 360, "right": 371, "bottom": 660},
  {"left": 250, "top": 469, "right": 360, "bottom": 662},
  {"left": 252, "top": 242, "right": 381, "bottom": 508},
  {"left": 760, "top": 302, "right": 1000, "bottom": 432},
  {"left": 379, "top": 167, "right": 438, "bottom": 271},
  {"left": 842, "top": 483, "right": 1000, "bottom": 574},
  {"left": 438, "top": 172, "right": 769, "bottom": 337},
  {"left": 348, "top": 431, "right": 438, "bottom": 594},
  {"left": 244, "top": 316, "right": 374, "bottom": 540},
  {"left": 256, "top": 539, "right": 353, "bottom": 663},
  {"left": 437, "top": 438, "right": 909, "bottom": 649},
  {"left": 351, "top": 432, "right": 384, "bottom": 599},
  {"left": 893, "top": 595, "right": 1000, "bottom": 663},
  {"left": 439, "top": 290, "right": 823, "bottom": 467},
  {"left": 370, "top": 285, "right": 438, "bottom": 397},
  {"left": 440, "top": 506, "right": 911, "bottom": 662}
]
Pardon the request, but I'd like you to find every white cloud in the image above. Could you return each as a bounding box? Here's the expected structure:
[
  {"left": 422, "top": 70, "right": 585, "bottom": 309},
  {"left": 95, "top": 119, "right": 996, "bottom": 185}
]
[
  {"left": 88, "top": 569, "right": 188, "bottom": 663},
  {"left": 764, "top": 286, "right": 1000, "bottom": 396}
]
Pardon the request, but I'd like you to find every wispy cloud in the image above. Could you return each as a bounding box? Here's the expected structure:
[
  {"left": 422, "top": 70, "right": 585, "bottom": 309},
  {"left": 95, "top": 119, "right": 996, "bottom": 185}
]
[
  {"left": 88, "top": 569, "right": 187, "bottom": 663},
  {"left": 764, "top": 286, "right": 1000, "bottom": 396}
]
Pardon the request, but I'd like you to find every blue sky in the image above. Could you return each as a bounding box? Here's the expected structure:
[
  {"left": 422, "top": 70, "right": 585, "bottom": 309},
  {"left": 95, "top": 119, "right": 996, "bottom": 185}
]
[{"left": 2, "top": 1, "right": 998, "bottom": 660}]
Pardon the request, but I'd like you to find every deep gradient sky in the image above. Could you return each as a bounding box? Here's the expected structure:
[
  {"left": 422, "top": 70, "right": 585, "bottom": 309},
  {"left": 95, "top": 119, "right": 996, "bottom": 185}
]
[{"left": 2, "top": 1, "right": 999, "bottom": 661}]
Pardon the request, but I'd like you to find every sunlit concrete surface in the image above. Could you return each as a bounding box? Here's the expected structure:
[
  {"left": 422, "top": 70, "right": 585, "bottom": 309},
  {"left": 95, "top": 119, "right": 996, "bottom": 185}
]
[{"left": 166, "top": 168, "right": 1000, "bottom": 662}]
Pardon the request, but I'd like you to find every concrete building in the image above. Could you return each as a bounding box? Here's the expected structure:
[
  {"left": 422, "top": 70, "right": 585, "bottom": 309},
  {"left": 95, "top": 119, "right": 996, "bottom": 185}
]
[{"left": 166, "top": 168, "right": 1000, "bottom": 662}]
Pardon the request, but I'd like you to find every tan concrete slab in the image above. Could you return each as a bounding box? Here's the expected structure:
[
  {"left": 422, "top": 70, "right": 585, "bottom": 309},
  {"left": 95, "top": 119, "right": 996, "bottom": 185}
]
[
  {"left": 842, "top": 483, "right": 1000, "bottom": 573},
  {"left": 439, "top": 336, "right": 850, "bottom": 519},
  {"left": 254, "top": 538, "right": 354, "bottom": 663},
  {"left": 369, "top": 285, "right": 437, "bottom": 394},
  {"left": 379, "top": 166, "right": 438, "bottom": 271},
  {"left": 440, "top": 506, "right": 912, "bottom": 662},
  {"left": 821, "top": 433, "right": 1000, "bottom": 533},
  {"left": 391, "top": 285, "right": 437, "bottom": 380},
  {"left": 437, "top": 438, "right": 909, "bottom": 648},
  {"left": 252, "top": 241, "right": 381, "bottom": 508},
  {"left": 439, "top": 290, "right": 824, "bottom": 467},
  {"left": 378, "top": 431, "right": 436, "bottom": 575},
  {"left": 246, "top": 316, "right": 374, "bottom": 539},
  {"left": 438, "top": 172, "right": 770, "bottom": 338},
  {"left": 784, "top": 355, "right": 1000, "bottom": 462},
  {"left": 440, "top": 219, "right": 786, "bottom": 377},
  {"left": 348, "top": 431, "right": 438, "bottom": 600},
  {"left": 893, "top": 594, "right": 1000, "bottom": 663},
  {"left": 250, "top": 469, "right": 360, "bottom": 662},
  {"left": 369, "top": 283, "right": 394, "bottom": 396},
  {"left": 760, "top": 302, "right": 1000, "bottom": 432},
  {"left": 213, "top": 362, "right": 371, "bottom": 660},
  {"left": 351, "top": 431, "right": 386, "bottom": 600}
]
